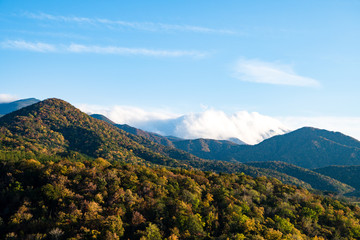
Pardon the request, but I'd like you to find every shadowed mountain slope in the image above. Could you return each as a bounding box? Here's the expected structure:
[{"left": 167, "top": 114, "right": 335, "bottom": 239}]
[
  {"left": 314, "top": 165, "right": 360, "bottom": 193},
  {"left": 230, "top": 127, "right": 360, "bottom": 169},
  {"left": 0, "top": 98, "right": 40, "bottom": 117},
  {"left": 246, "top": 161, "right": 354, "bottom": 194}
]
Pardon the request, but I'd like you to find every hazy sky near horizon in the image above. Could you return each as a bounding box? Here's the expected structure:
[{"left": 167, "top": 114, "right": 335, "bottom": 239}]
[{"left": 1, "top": 1, "right": 360, "bottom": 137}]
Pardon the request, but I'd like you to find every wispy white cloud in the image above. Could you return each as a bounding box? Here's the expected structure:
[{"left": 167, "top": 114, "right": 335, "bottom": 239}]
[
  {"left": 66, "top": 43, "right": 206, "bottom": 57},
  {"left": 0, "top": 94, "right": 18, "bottom": 103},
  {"left": 24, "top": 12, "right": 236, "bottom": 35},
  {"left": 1, "top": 40, "right": 206, "bottom": 57},
  {"left": 233, "top": 59, "right": 320, "bottom": 87},
  {"left": 78, "top": 104, "right": 289, "bottom": 145},
  {"left": 1, "top": 40, "right": 56, "bottom": 52}
]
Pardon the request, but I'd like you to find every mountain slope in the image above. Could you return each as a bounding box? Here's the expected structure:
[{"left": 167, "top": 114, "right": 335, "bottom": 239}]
[
  {"left": 172, "top": 138, "right": 240, "bottom": 160},
  {"left": 232, "top": 127, "right": 360, "bottom": 169},
  {"left": 0, "top": 98, "right": 40, "bottom": 117},
  {"left": 168, "top": 127, "right": 360, "bottom": 169},
  {"left": 314, "top": 165, "right": 360, "bottom": 192},
  {"left": 246, "top": 161, "right": 354, "bottom": 194}
]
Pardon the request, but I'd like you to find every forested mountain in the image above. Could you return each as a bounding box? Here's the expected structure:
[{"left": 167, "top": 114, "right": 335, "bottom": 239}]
[
  {"left": 0, "top": 98, "right": 40, "bottom": 117},
  {"left": 232, "top": 127, "right": 360, "bottom": 169},
  {"left": 172, "top": 138, "right": 239, "bottom": 160},
  {"left": 179, "top": 127, "right": 360, "bottom": 169},
  {"left": 2, "top": 98, "right": 360, "bottom": 239},
  {"left": 314, "top": 165, "right": 360, "bottom": 194}
]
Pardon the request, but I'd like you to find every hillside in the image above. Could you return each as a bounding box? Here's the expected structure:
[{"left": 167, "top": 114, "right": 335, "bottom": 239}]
[
  {"left": 1, "top": 157, "right": 360, "bottom": 239},
  {"left": 0, "top": 98, "right": 40, "bottom": 117},
  {"left": 246, "top": 161, "right": 354, "bottom": 194},
  {"left": 172, "top": 138, "right": 241, "bottom": 159},
  {"left": 314, "top": 165, "right": 360, "bottom": 193}
]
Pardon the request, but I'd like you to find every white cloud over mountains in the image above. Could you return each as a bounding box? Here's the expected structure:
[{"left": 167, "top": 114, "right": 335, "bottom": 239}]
[
  {"left": 1, "top": 40, "right": 206, "bottom": 58},
  {"left": 78, "top": 103, "right": 360, "bottom": 144},
  {"left": 78, "top": 104, "right": 289, "bottom": 145},
  {"left": 233, "top": 59, "right": 320, "bottom": 87}
]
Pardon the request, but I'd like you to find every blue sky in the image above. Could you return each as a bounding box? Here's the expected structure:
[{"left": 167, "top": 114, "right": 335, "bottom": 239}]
[{"left": 1, "top": 1, "right": 360, "bottom": 138}]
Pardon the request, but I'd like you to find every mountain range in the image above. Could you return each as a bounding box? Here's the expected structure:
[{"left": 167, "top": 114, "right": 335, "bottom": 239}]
[
  {"left": 93, "top": 113, "right": 360, "bottom": 169},
  {"left": 2, "top": 98, "right": 360, "bottom": 195}
]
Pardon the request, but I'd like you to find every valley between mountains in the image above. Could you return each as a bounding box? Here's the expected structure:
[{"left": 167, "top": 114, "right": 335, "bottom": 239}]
[{"left": 1, "top": 98, "right": 360, "bottom": 239}]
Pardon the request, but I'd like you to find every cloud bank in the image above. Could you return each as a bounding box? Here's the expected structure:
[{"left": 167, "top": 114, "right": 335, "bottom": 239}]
[
  {"left": 79, "top": 103, "right": 360, "bottom": 144},
  {"left": 0, "top": 94, "right": 18, "bottom": 103},
  {"left": 78, "top": 104, "right": 289, "bottom": 145},
  {"left": 1, "top": 40, "right": 206, "bottom": 58},
  {"left": 233, "top": 59, "right": 320, "bottom": 87},
  {"left": 25, "top": 12, "right": 235, "bottom": 35}
]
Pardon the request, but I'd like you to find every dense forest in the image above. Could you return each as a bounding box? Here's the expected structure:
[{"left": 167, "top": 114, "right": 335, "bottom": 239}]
[
  {"left": 2, "top": 98, "right": 360, "bottom": 239},
  {"left": 2, "top": 156, "right": 360, "bottom": 239}
]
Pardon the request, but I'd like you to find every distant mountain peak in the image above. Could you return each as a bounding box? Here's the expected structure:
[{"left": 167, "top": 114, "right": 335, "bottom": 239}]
[{"left": 0, "top": 97, "right": 41, "bottom": 116}]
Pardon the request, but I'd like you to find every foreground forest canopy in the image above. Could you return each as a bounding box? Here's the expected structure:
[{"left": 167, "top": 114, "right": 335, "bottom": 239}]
[{"left": 1, "top": 157, "right": 360, "bottom": 240}]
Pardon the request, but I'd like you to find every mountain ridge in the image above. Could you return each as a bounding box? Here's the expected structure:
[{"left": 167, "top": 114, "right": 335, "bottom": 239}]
[
  {"left": 107, "top": 114, "right": 360, "bottom": 169},
  {"left": 0, "top": 98, "right": 353, "bottom": 194}
]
